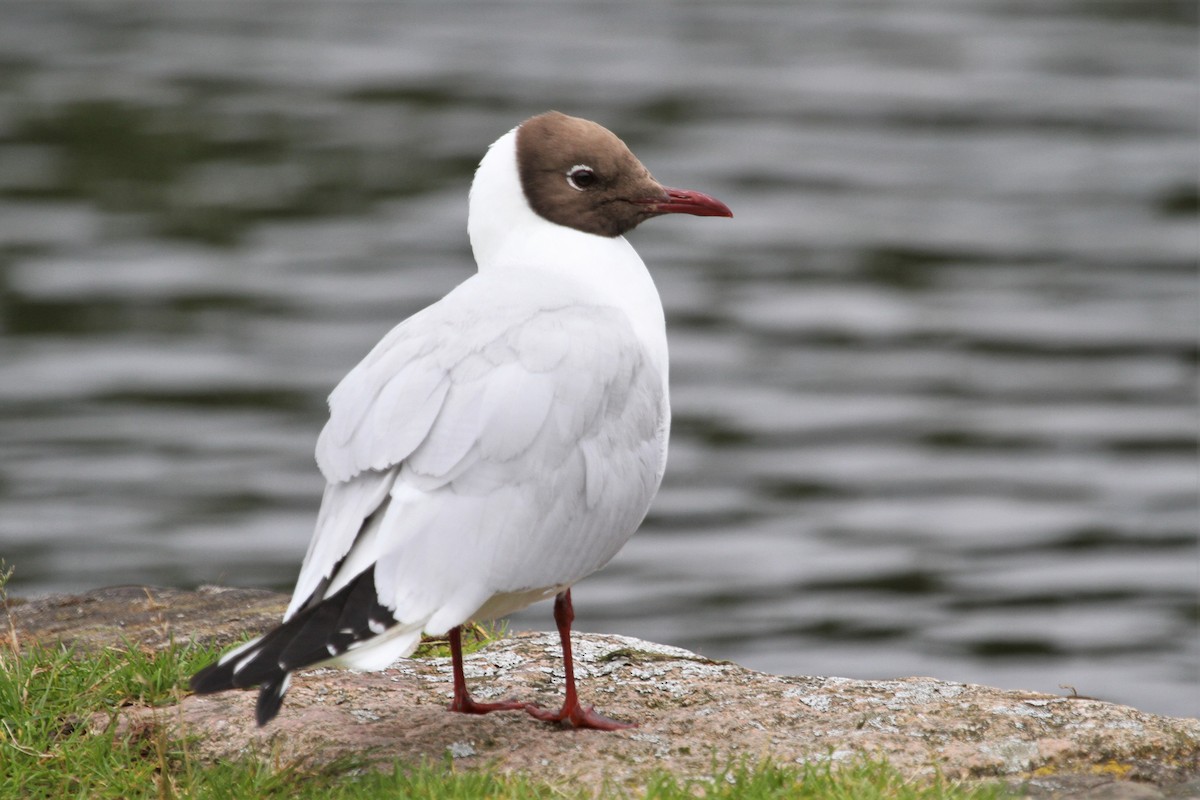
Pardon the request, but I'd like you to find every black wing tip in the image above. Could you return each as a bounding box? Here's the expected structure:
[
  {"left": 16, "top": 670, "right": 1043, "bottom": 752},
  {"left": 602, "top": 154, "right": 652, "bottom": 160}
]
[
  {"left": 273, "top": 565, "right": 396, "bottom": 673},
  {"left": 189, "top": 659, "right": 234, "bottom": 695},
  {"left": 189, "top": 655, "right": 291, "bottom": 728},
  {"left": 188, "top": 565, "right": 394, "bottom": 725},
  {"left": 256, "top": 678, "right": 288, "bottom": 727},
  {"left": 187, "top": 657, "right": 290, "bottom": 724}
]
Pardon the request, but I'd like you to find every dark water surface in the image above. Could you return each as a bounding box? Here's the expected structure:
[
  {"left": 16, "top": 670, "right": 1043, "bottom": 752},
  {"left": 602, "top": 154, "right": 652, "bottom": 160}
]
[{"left": 0, "top": 1, "right": 1196, "bottom": 717}]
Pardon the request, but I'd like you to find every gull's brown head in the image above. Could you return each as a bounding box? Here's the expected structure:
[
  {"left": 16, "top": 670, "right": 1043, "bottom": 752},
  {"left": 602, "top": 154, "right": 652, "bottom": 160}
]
[{"left": 515, "top": 111, "right": 732, "bottom": 238}]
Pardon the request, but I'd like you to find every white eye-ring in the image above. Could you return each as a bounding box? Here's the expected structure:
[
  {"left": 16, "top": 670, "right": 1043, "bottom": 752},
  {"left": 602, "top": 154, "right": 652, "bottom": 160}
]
[{"left": 566, "top": 165, "right": 598, "bottom": 191}]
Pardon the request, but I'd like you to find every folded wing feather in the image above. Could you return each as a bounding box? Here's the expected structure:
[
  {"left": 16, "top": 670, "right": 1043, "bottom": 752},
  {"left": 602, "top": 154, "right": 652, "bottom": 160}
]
[{"left": 288, "top": 273, "right": 667, "bottom": 642}]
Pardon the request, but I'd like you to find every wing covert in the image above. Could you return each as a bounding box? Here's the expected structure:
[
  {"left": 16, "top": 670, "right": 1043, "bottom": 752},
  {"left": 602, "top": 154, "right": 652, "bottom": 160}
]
[{"left": 299, "top": 272, "right": 668, "bottom": 628}]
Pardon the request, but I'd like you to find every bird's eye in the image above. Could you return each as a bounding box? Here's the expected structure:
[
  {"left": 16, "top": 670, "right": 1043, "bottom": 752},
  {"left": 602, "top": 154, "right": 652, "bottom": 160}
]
[{"left": 566, "top": 165, "right": 597, "bottom": 191}]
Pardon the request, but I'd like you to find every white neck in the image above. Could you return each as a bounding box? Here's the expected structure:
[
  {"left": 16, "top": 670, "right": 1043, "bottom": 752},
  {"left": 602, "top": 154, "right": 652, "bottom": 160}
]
[
  {"left": 468, "top": 126, "right": 531, "bottom": 271},
  {"left": 466, "top": 126, "right": 668, "bottom": 368}
]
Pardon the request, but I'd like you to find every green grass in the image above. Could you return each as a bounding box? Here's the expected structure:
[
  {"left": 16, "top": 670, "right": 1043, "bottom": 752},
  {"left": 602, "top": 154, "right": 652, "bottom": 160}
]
[
  {"left": 0, "top": 564, "right": 1009, "bottom": 799},
  {"left": 411, "top": 620, "right": 509, "bottom": 660},
  {"left": 0, "top": 642, "right": 1013, "bottom": 800}
]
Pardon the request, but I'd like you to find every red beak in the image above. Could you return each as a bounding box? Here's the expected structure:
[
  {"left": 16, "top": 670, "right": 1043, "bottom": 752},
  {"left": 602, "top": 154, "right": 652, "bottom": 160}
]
[{"left": 636, "top": 186, "right": 733, "bottom": 218}]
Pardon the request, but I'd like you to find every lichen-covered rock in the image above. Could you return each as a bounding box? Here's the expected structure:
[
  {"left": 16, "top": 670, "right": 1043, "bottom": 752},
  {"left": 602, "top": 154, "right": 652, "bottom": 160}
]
[{"left": 10, "top": 586, "right": 1199, "bottom": 798}]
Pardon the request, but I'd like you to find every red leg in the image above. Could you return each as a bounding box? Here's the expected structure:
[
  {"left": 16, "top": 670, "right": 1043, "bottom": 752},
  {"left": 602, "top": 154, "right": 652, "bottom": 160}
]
[
  {"left": 447, "top": 626, "right": 524, "bottom": 715},
  {"left": 524, "top": 589, "right": 636, "bottom": 730}
]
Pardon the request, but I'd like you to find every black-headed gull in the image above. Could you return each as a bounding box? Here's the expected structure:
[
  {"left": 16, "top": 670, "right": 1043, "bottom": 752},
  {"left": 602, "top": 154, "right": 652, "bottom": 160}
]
[{"left": 191, "top": 111, "right": 732, "bottom": 731}]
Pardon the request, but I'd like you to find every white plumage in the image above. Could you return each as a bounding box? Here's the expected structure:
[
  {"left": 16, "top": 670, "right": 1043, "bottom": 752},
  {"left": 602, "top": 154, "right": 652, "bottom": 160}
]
[
  {"left": 190, "top": 111, "right": 730, "bottom": 730},
  {"left": 292, "top": 129, "right": 670, "bottom": 648}
]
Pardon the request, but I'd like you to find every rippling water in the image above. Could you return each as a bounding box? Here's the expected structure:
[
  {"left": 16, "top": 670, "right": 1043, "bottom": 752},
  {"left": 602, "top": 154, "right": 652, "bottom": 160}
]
[{"left": 0, "top": 1, "right": 1196, "bottom": 717}]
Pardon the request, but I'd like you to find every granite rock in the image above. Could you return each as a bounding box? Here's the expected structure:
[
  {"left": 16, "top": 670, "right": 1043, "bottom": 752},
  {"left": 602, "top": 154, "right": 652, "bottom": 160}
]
[{"left": 9, "top": 586, "right": 1198, "bottom": 798}]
